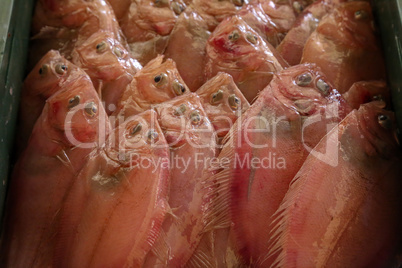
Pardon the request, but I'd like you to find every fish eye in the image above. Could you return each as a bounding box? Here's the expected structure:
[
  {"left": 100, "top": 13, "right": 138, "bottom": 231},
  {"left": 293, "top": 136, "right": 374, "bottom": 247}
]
[
  {"left": 293, "top": 1, "right": 303, "bottom": 13},
  {"left": 296, "top": 73, "right": 313, "bottom": 87},
  {"left": 96, "top": 41, "right": 107, "bottom": 53},
  {"left": 228, "top": 31, "right": 240, "bottom": 42},
  {"left": 147, "top": 129, "right": 159, "bottom": 143},
  {"left": 174, "top": 104, "right": 187, "bottom": 116},
  {"left": 246, "top": 33, "right": 258, "bottom": 44},
  {"left": 39, "top": 64, "right": 49, "bottom": 76},
  {"left": 210, "top": 90, "right": 224, "bottom": 105},
  {"left": 55, "top": 64, "right": 68, "bottom": 75},
  {"left": 129, "top": 123, "right": 142, "bottom": 136},
  {"left": 316, "top": 79, "right": 330, "bottom": 95},
  {"left": 172, "top": 2, "right": 184, "bottom": 15},
  {"left": 84, "top": 102, "right": 98, "bottom": 117},
  {"left": 173, "top": 80, "right": 186, "bottom": 96},
  {"left": 228, "top": 94, "right": 241, "bottom": 110},
  {"left": 113, "top": 47, "right": 122, "bottom": 58},
  {"left": 232, "top": 0, "right": 244, "bottom": 7},
  {"left": 354, "top": 10, "right": 368, "bottom": 20},
  {"left": 378, "top": 114, "right": 392, "bottom": 129},
  {"left": 68, "top": 95, "right": 80, "bottom": 109},
  {"left": 372, "top": 95, "right": 383, "bottom": 101},
  {"left": 154, "top": 0, "right": 169, "bottom": 7},
  {"left": 154, "top": 73, "right": 168, "bottom": 86},
  {"left": 190, "top": 110, "right": 202, "bottom": 125}
]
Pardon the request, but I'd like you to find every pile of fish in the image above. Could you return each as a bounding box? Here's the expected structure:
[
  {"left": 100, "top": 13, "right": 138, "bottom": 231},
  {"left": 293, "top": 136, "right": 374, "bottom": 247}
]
[{"left": 2, "top": 0, "right": 402, "bottom": 267}]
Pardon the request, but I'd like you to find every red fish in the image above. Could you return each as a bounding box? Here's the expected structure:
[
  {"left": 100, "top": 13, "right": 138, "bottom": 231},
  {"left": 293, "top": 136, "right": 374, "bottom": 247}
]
[
  {"left": 268, "top": 101, "right": 402, "bottom": 267},
  {"left": 164, "top": 8, "right": 211, "bottom": 92},
  {"left": 113, "top": 55, "right": 190, "bottom": 125},
  {"left": 343, "top": 80, "right": 390, "bottom": 110},
  {"left": 54, "top": 110, "right": 170, "bottom": 268},
  {"left": 2, "top": 77, "right": 110, "bottom": 268},
  {"left": 205, "top": 15, "right": 286, "bottom": 103},
  {"left": 196, "top": 72, "right": 250, "bottom": 141},
  {"left": 143, "top": 93, "right": 217, "bottom": 267},
  {"left": 208, "top": 64, "right": 352, "bottom": 267},
  {"left": 71, "top": 31, "right": 142, "bottom": 114},
  {"left": 17, "top": 50, "right": 90, "bottom": 153},
  {"left": 301, "top": 1, "right": 386, "bottom": 93},
  {"left": 120, "top": 0, "right": 183, "bottom": 65}
]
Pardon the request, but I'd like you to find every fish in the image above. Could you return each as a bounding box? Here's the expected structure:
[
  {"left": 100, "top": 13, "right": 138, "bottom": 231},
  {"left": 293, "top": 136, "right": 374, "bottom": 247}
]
[
  {"left": 2, "top": 77, "right": 110, "bottom": 268},
  {"left": 237, "top": 3, "right": 284, "bottom": 47},
  {"left": 112, "top": 55, "right": 190, "bottom": 126},
  {"left": 143, "top": 93, "right": 217, "bottom": 267},
  {"left": 164, "top": 7, "right": 211, "bottom": 92},
  {"left": 120, "top": 0, "right": 182, "bottom": 65},
  {"left": 343, "top": 80, "right": 390, "bottom": 110},
  {"left": 191, "top": 0, "right": 247, "bottom": 31},
  {"left": 268, "top": 101, "right": 402, "bottom": 268},
  {"left": 301, "top": 1, "right": 386, "bottom": 93},
  {"left": 196, "top": 72, "right": 250, "bottom": 141},
  {"left": 205, "top": 15, "right": 286, "bottom": 103},
  {"left": 53, "top": 109, "right": 170, "bottom": 268},
  {"left": 206, "top": 63, "right": 352, "bottom": 267},
  {"left": 16, "top": 50, "right": 91, "bottom": 154},
  {"left": 71, "top": 31, "right": 142, "bottom": 114}
]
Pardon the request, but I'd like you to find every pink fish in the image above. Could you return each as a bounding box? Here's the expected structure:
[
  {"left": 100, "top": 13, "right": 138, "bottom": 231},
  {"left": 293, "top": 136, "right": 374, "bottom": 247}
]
[
  {"left": 71, "top": 31, "right": 142, "bottom": 114},
  {"left": 2, "top": 77, "right": 110, "bottom": 268},
  {"left": 164, "top": 8, "right": 211, "bottom": 92},
  {"left": 196, "top": 72, "right": 250, "bottom": 141},
  {"left": 208, "top": 63, "right": 352, "bottom": 267},
  {"left": 205, "top": 15, "right": 286, "bottom": 103},
  {"left": 120, "top": 0, "right": 183, "bottom": 65},
  {"left": 17, "top": 50, "right": 91, "bottom": 153},
  {"left": 268, "top": 101, "right": 402, "bottom": 267},
  {"left": 53, "top": 110, "right": 170, "bottom": 268},
  {"left": 143, "top": 93, "right": 217, "bottom": 267},
  {"left": 343, "top": 80, "right": 390, "bottom": 110},
  {"left": 113, "top": 55, "right": 189, "bottom": 125},
  {"left": 301, "top": 1, "right": 386, "bottom": 93}
]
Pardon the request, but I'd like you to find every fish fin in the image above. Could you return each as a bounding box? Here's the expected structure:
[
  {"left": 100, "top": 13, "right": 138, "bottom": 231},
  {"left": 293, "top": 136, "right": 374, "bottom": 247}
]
[
  {"left": 185, "top": 231, "right": 216, "bottom": 268},
  {"left": 149, "top": 229, "right": 170, "bottom": 265}
]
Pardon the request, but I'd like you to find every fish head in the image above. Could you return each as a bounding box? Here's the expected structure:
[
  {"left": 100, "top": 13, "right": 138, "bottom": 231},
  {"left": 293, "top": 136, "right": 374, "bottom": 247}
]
[
  {"left": 196, "top": 72, "right": 250, "bottom": 138},
  {"left": 45, "top": 78, "right": 109, "bottom": 147},
  {"left": 208, "top": 15, "right": 266, "bottom": 58},
  {"left": 133, "top": 55, "right": 190, "bottom": 105},
  {"left": 317, "top": 1, "right": 377, "bottom": 49},
  {"left": 271, "top": 63, "right": 351, "bottom": 119},
  {"left": 106, "top": 109, "right": 167, "bottom": 167},
  {"left": 155, "top": 93, "right": 217, "bottom": 148},
  {"left": 24, "top": 50, "right": 83, "bottom": 98},
  {"left": 72, "top": 32, "right": 141, "bottom": 82}
]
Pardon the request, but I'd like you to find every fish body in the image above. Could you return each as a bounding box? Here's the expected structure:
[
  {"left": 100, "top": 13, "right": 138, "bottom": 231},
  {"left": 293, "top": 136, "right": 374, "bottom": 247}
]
[
  {"left": 113, "top": 55, "right": 189, "bottom": 125},
  {"left": 2, "top": 78, "right": 110, "bottom": 268},
  {"left": 196, "top": 72, "right": 250, "bottom": 140},
  {"left": 17, "top": 50, "right": 90, "bottom": 153},
  {"left": 269, "top": 102, "right": 402, "bottom": 268},
  {"left": 53, "top": 110, "right": 170, "bottom": 268},
  {"left": 143, "top": 93, "right": 217, "bottom": 267},
  {"left": 164, "top": 8, "right": 211, "bottom": 92},
  {"left": 205, "top": 15, "right": 286, "bottom": 103},
  {"left": 71, "top": 31, "right": 142, "bottom": 114},
  {"left": 301, "top": 1, "right": 386, "bottom": 93},
  {"left": 209, "top": 64, "right": 351, "bottom": 266}
]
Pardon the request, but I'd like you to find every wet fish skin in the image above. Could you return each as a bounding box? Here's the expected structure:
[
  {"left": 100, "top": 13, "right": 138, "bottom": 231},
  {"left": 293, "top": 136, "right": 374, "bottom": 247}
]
[
  {"left": 205, "top": 15, "right": 286, "bottom": 103},
  {"left": 301, "top": 1, "right": 386, "bottom": 93},
  {"left": 71, "top": 31, "right": 142, "bottom": 114},
  {"left": 268, "top": 101, "right": 402, "bottom": 268},
  {"left": 2, "top": 78, "right": 110, "bottom": 268},
  {"left": 343, "top": 80, "right": 390, "bottom": 110},
  {"left": 164, "top": 8, "right": 211, "bottom": 92},
  {"left": 143, "top": 93, "right": 217, "bottom": 267},
  {"left": 53, "top": 109, "right": 170, "bottom": 268},
  {"left": 196, "top": 72, "right": 250, "bottom": 140},
  {"left": 113, "top": 55, "right": 190, "bottom": 125},
  {"left": 207, "top": 63, "right": 352, "bottom": 267},
  {"left": 17, "top": 50, "right": 90, "bottom": 153}
]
